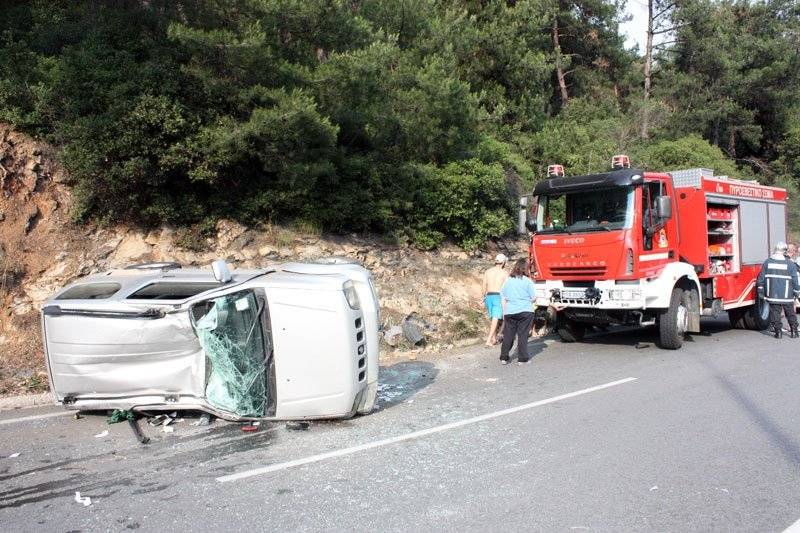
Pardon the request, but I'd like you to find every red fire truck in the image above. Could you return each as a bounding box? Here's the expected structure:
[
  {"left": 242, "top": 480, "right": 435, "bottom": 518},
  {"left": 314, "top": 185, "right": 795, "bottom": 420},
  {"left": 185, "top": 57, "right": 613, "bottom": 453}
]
[{"left": 526, "top": 156, "right": 788, "bottom": 349}]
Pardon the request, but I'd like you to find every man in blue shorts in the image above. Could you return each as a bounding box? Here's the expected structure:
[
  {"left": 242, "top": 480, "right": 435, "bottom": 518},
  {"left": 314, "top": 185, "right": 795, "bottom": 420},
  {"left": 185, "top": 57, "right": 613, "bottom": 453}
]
[{"left": 482, "top": 253, "right": 508, "bottom": 346}]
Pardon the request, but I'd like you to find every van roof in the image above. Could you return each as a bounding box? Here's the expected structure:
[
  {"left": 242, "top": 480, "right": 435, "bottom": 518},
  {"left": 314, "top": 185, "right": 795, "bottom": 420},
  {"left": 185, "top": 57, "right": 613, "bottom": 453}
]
[{"left": 46, "top": 264, "right": 354, "bottom": 304}]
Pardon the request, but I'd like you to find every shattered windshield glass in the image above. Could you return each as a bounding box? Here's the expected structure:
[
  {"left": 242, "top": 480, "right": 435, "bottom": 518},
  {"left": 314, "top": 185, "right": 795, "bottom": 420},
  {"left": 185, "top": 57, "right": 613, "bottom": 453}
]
[
  {"left": 536, "top": 187, "right": 634, "bottom": 234},
  {"left": 191, "top": 290, "right": 270, "bottom": 417}
]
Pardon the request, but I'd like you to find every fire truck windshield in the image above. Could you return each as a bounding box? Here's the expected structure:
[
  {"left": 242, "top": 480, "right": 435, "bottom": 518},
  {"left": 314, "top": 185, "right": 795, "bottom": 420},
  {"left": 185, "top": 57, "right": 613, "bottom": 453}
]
[{"left": 534, "top": 187, "right": 634, "bottom": 234}]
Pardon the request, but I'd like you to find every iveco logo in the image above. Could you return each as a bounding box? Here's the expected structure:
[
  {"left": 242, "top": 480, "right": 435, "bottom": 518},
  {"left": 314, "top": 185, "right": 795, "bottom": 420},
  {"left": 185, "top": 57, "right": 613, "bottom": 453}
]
[{"left": 563, "top": 237, "right": 586, "bottom": 245}]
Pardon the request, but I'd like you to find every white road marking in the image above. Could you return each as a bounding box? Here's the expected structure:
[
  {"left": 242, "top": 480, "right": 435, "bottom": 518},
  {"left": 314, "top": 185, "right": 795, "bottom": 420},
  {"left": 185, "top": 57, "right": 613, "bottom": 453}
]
[
  {"left": 0, "top": 410, "right": 72, "bottom": 426},
  {"left": 783, "top": 518, "right": 800, "bottom": 532},
  {"left": 217, "top": 377, "right": 638, "bottom": 483}
]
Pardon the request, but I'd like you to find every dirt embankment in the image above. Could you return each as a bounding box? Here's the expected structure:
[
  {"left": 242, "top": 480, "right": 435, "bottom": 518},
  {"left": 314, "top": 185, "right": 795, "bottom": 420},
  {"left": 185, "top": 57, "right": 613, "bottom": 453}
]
[{"left": 0, "top": 124, "right": 528, "bottom": 396}]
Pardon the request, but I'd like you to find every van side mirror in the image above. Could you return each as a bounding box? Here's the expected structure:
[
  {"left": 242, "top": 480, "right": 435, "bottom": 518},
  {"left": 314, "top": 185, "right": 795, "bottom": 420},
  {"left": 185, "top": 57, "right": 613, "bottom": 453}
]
[
  {"left": 211, "top": 260, "right": 232, "bottom": 283},
  {"left": 656, "top": 196, "right": 672, "bottom": 219},
  {"left": 525, "top": 218, "right": 538, "bottom": 232}
]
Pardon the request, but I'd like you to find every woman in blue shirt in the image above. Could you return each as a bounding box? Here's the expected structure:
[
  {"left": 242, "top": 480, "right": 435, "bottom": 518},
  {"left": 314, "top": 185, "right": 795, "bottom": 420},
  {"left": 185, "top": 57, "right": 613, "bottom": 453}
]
[{"left": 499, "top": 259, "right": 536, "bottom": 365}]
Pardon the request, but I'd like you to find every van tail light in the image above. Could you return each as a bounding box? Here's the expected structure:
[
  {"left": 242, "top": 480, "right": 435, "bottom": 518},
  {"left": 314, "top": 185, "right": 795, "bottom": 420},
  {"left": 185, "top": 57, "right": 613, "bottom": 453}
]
[{"left": 626, "top": 248, "right": 634, "bottom": 274}]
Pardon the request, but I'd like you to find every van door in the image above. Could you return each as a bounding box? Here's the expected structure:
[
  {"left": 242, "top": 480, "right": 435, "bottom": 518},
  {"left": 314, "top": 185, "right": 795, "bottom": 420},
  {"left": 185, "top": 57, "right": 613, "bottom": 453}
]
[{"left": 189, "top": 288, "right": 274, "bottom": 418}]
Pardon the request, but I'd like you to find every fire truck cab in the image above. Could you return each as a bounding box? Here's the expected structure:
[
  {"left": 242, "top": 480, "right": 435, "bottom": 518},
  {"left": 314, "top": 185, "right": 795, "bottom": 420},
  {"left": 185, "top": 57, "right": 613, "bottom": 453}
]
[{"left": 527, "top": 158, "right": 788, "bottom": 349}]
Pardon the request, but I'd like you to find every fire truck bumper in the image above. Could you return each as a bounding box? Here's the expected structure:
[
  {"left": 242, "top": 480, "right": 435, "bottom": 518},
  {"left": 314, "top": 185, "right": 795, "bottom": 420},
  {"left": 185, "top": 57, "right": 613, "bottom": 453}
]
[{"left": 533, "top": 280, "right": 647, "bottom": 309}]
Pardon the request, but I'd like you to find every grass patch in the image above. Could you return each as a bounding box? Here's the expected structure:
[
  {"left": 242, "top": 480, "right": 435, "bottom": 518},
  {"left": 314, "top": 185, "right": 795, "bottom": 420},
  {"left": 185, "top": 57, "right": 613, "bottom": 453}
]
[{"left": 446, "top": 308, "right": 485, "bottom": 340}]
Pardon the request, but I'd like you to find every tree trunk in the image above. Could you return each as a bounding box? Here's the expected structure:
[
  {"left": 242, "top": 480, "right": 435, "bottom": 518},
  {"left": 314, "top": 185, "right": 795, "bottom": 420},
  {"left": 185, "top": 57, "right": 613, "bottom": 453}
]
[
  {"left": 728, "top": 127, "right": 737, "bottom": 158},
  {"left": 553, "top": 18, "right": 569, "bottom": 106},
  {"left": 641, "top": 0, "right": 655, "bottom": 139}
]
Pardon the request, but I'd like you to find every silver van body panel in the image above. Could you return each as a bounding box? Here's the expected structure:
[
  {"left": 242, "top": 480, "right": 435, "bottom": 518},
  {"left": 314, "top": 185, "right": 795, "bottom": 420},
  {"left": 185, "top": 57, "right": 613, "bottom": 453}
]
[{"left": 40, "top": 262, "right": 380, "bottom": 421}]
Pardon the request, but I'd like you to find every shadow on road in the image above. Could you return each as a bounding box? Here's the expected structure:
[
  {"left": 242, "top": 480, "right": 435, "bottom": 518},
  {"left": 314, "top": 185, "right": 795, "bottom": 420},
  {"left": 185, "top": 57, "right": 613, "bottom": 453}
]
[{"left": 568, "top": 316, "right": 737, "bottom": 348}]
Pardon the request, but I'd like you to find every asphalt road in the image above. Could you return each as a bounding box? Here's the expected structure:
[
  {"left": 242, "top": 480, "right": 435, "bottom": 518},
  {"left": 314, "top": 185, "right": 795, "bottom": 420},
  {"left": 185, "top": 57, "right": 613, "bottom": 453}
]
[{"left": 2, "top": 316, "right": 800, "bottom": 532}]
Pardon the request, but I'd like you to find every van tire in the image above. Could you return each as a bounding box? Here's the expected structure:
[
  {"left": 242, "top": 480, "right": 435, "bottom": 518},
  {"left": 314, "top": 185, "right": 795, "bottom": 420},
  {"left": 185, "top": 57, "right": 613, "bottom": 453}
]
[
  {"left": 557, "top": 319, "right": 586, "bottom": 343},
  {"left": 658, "top": 288, "right": 688, "bottom": 350}
]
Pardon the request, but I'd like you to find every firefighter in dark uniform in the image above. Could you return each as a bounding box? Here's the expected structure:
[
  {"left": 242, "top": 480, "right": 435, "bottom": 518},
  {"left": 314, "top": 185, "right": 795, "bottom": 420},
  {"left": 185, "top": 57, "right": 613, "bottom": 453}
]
[{"left": 757, "top": 242, "right": 800, "bottom": 339}]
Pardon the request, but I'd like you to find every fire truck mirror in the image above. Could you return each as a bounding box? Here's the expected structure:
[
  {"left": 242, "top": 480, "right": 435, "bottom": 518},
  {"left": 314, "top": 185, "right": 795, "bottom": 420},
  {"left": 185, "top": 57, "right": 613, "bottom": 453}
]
[
  {"left": 656, "top": 195, "right": 673, "bottom": 220},
  {"left": 525, "top": 218, "right": 538, "bottom": 232}
]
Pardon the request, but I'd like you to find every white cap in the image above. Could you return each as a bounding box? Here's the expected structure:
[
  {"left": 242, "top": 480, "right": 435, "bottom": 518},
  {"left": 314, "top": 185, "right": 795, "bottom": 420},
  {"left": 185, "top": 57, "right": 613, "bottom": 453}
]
[
  {"left": 776, "top": 241, "right": 788, "bottom": 253},
  {"left": 495, "top": 253, "right": 508, "bottom": 264}
]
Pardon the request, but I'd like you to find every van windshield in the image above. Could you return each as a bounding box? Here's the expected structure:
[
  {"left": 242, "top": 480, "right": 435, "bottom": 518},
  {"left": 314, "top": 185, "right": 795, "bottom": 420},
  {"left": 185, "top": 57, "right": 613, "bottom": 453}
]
[{"left": 534, "top": 187, "right": 634, "bottom": 234}]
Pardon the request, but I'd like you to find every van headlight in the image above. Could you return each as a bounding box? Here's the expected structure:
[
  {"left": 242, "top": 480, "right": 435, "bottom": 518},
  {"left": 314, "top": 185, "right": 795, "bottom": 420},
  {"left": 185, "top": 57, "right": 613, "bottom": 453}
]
[
  {"left": 609, "top": 289, "right": 641, "bottom": 301},
  {"left": 343, "top": 280, "right": 361, "bottom": 310}
]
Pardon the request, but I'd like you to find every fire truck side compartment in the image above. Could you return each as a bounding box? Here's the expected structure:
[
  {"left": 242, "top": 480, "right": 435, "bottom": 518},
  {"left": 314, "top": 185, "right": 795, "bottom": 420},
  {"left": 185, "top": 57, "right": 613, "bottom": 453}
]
[{"left": 740, "top": 201, "right": 770, "bottom": 264}]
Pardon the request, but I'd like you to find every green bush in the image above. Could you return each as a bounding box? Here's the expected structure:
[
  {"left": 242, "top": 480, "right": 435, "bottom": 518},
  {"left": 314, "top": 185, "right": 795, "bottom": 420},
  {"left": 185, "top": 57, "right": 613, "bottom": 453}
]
[
  {"left": 410, "top": 159, "right": 514, "bottom": 250},
  {"left": 632, "top": 135, "right": 741, "bottom": 176}
]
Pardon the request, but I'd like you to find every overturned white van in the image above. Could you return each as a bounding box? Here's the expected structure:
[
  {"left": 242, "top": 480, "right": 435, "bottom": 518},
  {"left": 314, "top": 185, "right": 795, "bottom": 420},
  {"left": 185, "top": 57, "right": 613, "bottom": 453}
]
[{"left": 40, "top": 260, "right": 379, "bottom": 421}]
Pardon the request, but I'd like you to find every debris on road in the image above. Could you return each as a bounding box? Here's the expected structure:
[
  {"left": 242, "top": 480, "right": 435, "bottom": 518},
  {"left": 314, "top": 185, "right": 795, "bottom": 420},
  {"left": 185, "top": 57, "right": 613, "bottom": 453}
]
[
  {"left": 147, "top": 414, "right": 174, "bottom": 427},
  {"left": 107, "top": 409, "right": 134, "bottom": 424},
  {"left": 635, "top": 342, "right": 651, "bottom": 349},
  {"left": 191, "top": 413, "right": 213, "bottom": 426},
  {"left": 8, "top": 452, "right": 21, "bottom": 458},
  {"left": 401, "top": 320, "right": 425, "bottom": 346},
  {"left": 74, "top": 492, "right": 92, "bottom": 506},
  {"left": 383, "top": 325, "right": 404, "bottom": 346},
  {"left": 163, "top": 425, "right": 174, "bottom": 433},
  {"left": 285, "top": 421, "right": 310, "bottom": 431},
  {"left": 93, "top": 430, "right": 109, "bottom": 438},
  {"left": 127, "top": 418, "right": 150, "bottom": 445},
  {"left": 193, "top": 413, "right": 212, "bottom": 426},
  {"left": 240, "top": 424, "right": 259, "bottom": 432}
]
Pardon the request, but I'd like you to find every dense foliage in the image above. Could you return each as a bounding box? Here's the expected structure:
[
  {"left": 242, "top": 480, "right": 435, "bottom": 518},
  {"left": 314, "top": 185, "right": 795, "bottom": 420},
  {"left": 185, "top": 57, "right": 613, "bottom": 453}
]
[{"left": 1, "top": 0, "right": 798, "bottom": 247}]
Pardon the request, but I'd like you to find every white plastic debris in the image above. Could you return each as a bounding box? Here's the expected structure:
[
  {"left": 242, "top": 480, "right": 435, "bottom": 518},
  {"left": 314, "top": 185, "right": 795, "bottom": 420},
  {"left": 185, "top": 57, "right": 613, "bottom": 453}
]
[
  {"left": 163, "top": 425, "right": 174, "bottom": 433},
  {"left": 191, "top": 413, "right": 212, "bottom": 426},
  {"left": 93, "top": 430, "right": 109, "bottom": 438},
  {"left": 383, "top": 326, "right": 404, "bottom": 347},
  {"left": 649, "top": 485, "right": 659, "bottom": 491},
  {"left": 8, "top": 453, "right": 20, "bottom": 458},
  {"left": 74, "top": 492, "right": 92, "bottom": 506}
]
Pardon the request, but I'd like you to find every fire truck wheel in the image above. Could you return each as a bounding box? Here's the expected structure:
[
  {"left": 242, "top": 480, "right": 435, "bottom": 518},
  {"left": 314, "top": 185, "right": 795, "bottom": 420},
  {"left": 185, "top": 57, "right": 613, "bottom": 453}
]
[
  {"left": 557, "top": 319, "right": 586, "bottom": 343},
  {"left": 728, "top": 308, "right": 747, "bottom": 329},
  {"left": 743, "top": 298, "right": 770, "bottom": 331},
  {"left": 658, "top": 287, "right": 690, "bottom": 350}
]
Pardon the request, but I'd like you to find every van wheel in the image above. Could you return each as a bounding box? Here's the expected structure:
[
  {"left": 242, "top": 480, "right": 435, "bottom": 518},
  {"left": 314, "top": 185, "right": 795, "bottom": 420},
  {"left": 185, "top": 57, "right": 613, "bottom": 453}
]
[
  {"left": 743, "top": 297, "right": 770, "bottom": 330},
  {"left": 658, "top": 288, "right": 689, "bottom": 350},
  {"left": 557, "top": 319, "right": 586, "bottom": 343}
]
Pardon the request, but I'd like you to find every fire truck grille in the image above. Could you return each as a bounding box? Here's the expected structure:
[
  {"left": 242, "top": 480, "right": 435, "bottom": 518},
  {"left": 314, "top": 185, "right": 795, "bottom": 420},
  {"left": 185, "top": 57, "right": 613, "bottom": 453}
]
[{"left": 549, "top": 266, "right": 607, "bottom": 277}]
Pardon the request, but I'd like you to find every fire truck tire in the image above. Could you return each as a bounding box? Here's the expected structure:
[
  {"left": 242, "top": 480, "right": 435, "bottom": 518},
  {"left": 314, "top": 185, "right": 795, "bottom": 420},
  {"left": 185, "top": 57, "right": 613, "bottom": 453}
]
[
  {"left": 728, "top": 308, "right": 747, "bottom": 329},
  {"left": 557, "top": 319, "right": 586, "bottom": 343},
  {"left": 658, "top": 287, "right": 689, "bottom": 350},
  {"left": 743, "top": 298, "right": 770, "bottom": 331}
]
